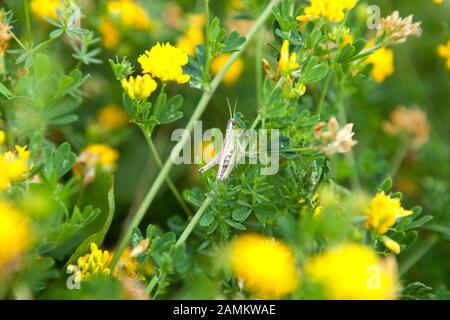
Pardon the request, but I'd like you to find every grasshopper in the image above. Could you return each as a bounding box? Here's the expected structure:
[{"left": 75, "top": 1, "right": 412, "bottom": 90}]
[{"left": 199, "top": 102, "right": 244, "bottom": 181}]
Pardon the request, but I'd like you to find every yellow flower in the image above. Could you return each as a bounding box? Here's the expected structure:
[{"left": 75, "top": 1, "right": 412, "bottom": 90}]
[
  {"left": 177, "top": 15, "right": 205, "bottom": 56},
  {"left": 211, "top": 54, "right": 244, "bottom": 85},
  {"left": 30, "top": 0, "right": 64, "bottom": 20},
  {"left": 434, "top": 0, "right": 443, "bottom": 4},
  {"left": 98, "top": 104, "right": 129, "bottom": 130},
  {"left": 107, "top": 0, "right": 151, "bottom": 30},
  {"left": 0, "top": 201, "right": 32, "bottom": 272},
  {"left": 278, "top": 40, "right": 299, "bottom": 75},
  {"left": 365, "top": 192, "right": 412, "bottom": 235},
  {"left": 304, "top": 243, "right": 399, "bottom": 299},
  {"left": 138, "top": 43, "right": 190, "bottom": 84},
  {"left": 78, "top": 144, "right": 119, "bottom": 171},
  {"left": 99, "top": 19, "right": 119, "bottom": 49},
  {"left": 382, "top": 236, "right": 401, "bottom": 254},
  {"left": 230, "top": 234, "right": 299, "bottom": 299},
  {"left": 298, "top": 0, "right": 357, "bottom": 23},
  {"left": 197, "top": 141, "right": 216, "bottom": 164},
  {"left": 437, "top": 40, "right": 450, "bottom": 69},
  {"left": 0, "top": 145, "right": 31, "bottom": 190},
  {"left": 121, "top": 74, "right": 157, "bottom": 100},
  {"left": 111, "top": 246, "right": 154, "bottom": 279},
  {"left": 74, "top": 243, "right": 111, "bottom": 281},
  {"left": 0, "top": 130, "right": 5, "bottom": 145},
  {"left": 366, "top": 47, "right": 394, "bottom": 83}
]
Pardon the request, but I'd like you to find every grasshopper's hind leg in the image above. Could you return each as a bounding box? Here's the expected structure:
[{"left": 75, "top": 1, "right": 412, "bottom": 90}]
[{"left": 198, "top": 153, "right": 220, "bottom": 174}]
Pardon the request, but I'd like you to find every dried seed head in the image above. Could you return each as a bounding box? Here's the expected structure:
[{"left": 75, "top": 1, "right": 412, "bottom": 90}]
[
  {"left": 379, "top": 11, "right": 422, "bottom": 45},
  {"left": 315, "top": 117, "right": 358, "bottom": 155},
  {"left": 382, "top": 105, "right": 430, "bottom": 149}
]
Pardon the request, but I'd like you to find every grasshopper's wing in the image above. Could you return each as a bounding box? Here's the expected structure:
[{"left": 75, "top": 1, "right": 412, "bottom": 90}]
[
  {"left": 198, "top": 152, "right": 221, "bottom": 174},
  {"left": 218, "top": 148, "right": 239, "bottom": 181}
]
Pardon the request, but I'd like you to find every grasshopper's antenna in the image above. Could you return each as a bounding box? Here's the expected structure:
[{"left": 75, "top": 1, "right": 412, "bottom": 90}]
[
  {"left": 225, "top": 97, "right": 233, "bottom": 119},
  {"left": 233, "top": 97, "right": 238, "bottom": 118}
]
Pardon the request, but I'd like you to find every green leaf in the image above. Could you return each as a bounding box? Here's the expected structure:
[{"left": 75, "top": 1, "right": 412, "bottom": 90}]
[
  {"left": 155, "top": 95, "right": 184, "bottom": 124},
  {"left": 53, "top": 142, "right": 77, "bottom": 179},
  {"left": 0, "top": 82, "right": 13, "bottom": 99},
  {"left": 406, "top": 215, "right": 434, "bottom": 231},
  {"left": 200, "top": 211, "right": 214, "bottom": 227},
  {"left": 303, "top": 63, "right": 329, "bottom": 84},
  {"left": 378, "top": 177, "right": 393, "bottom": 193},
  {"left": 33, "top": 54, "right": 51, "bottom": 84},
  {"left": 131, "top": 228, "right": 143, "bottom": 247},
  {"left": 65, "top": 172, "right": 115, "bottom": 267},
  {"left": 336, "top": 44, "right": 356, "bottom": 63},
  {"left": 225, "top": 219, "right": 247, "bottom": 230},
  {"left": 172, "top": 244, "right": 190, "bottom": 273},
  {"left": 47, "top": 114, "right": 79, "bottom": 125},
  {"left": 223, "top": 31, "right": 246, "bottom": 53},
  {"left": 232, "top": 207, "right": 252, "bottom": 222}
]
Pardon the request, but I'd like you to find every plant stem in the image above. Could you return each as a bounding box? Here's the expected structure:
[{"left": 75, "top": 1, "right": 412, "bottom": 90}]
[
  {"left": 316, "top": 72, "right": 331, "bottom": 115},
  {"left": 385, "top": 139, "right": 410, "bottom": 180},
  {"left": 255, "top": 28, "right": 264, "bottom": 109},
  {"left": 203, "top": 0, "right": 211, "bottom": 88},
  {"left": 146, "top": 135, "right": 193, "bottom": 217},
  {"left": 110, "top": 0, "right": 282, "bottom": 269},
  {"left": 176, "top": 197, "right": 213, "bottom": 246},
  {"left": 145, "top": 197, "right": 212, "bottom": 295},
  {"left": 24, "top": 0, "right": 33, "bottom": 47},
  {"left": 335, "top": 72, "right": 361, "bottom": 191}
]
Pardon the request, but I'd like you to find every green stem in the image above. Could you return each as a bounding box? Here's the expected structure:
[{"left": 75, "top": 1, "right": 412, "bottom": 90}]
[
  {"left": 316, "top": 72, "right": 331, "bottom": 115},
  {"left": 203, "top": 0, "right": 211, "bottom": 88},
  {"left": 255, "top": 28, "right": 264, "bottom": 109},
  {"left": 385, "top": 138, "right": 410, "bottom": 180},
  {"left": 110, "top": 0, "right": 282, "bottom": 270},
  {"left": 146, "top": 136, "right": 193, "bottom": 217},
  {"left": 146, "top": 197, "right": 212, "bottom": 295},
  {"left": 176, "top": 197, "right": 213, "bottom": 246},
  {"left": 24, "top": 0, "right": 33, "bottom": 47},
  {"left": 8, "top": 30, "right": 29, "bottom": 52},
  {"left": 335, "top": 72, "right": 361, "bottom": 191}
]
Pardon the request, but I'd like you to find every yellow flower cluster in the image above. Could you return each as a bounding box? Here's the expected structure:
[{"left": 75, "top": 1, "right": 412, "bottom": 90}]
[
  {"left": 0, "top": 201, "right": 32, "bottom": 273},
  {"left": 97, "top": 104, "right": 129, "bottom": 130},
  {"left": 0, "top": 145, "right": 31, "bottom": 190},
  {"left": 279, "top": 40, "right": 300, "bottom": 75},
  {"left": 107, "top": 0, "right": 151, "bottom": 30},
  {"left": 121, "top": 74, "right": 157, "bottom": 100},
  {"left": 177, "top": 15, "right": 205, "bottom": 57},
  {"left": 305, "top": 243, "right": 399, "bottom": 299},
  {"left": 365, "top": 192, "right": 412, "bottom": 235},
  {"left": 298, "top": 0, "right": 357, "bottom": 23},
  {"left": 366, "top": 47, "right": 394, "bottom": 83},
  {"left": 138, "top": 42, "right": 190, "bottom": 84},
  {"left": 30, "top": 0, "right": 64, "bottom": 20},
  {"left": 437, "top": 40, "right": 450, "bottom": 69},
  {"left": 211, "top": 54, "right": 244, "bottom": 85},
  {"left": 74, "top": 243, "right": 111, "bottom": 281},
  {"left": 230, "top": 234, "right": 298, "bottom": 299}
]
